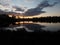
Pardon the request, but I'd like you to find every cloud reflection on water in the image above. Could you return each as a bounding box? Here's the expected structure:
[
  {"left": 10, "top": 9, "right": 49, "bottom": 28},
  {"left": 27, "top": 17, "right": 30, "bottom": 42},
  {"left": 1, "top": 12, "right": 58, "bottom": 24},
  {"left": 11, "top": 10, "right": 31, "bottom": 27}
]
[
  {"left": 0, "top": 21, "right": 60, "bottom": 32},
  {"left": 4, "top": 22, "right": 45, "bottom": 32}
]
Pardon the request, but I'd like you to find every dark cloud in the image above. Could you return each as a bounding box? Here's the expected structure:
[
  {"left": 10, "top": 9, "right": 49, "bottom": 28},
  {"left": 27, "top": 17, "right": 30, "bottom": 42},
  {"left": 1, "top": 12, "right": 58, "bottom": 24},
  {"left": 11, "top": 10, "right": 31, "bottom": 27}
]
[
  {"left": 0, "top": 9, "right": 19, "bottom": 15},
  {"left": 23, "top": 0, "right": 58, "bottom": 16},
  {"left": 23, "top": 8, "right": 45, "bottom": 16},
  {"left": 13, "top": 6, "right": 24, "bottom": 12},
  {"left": 37, "top": 0, "right": 58, "bottom": 8},
  {"left": 0, "top": 10, "right": 5, "bottom": 14}
]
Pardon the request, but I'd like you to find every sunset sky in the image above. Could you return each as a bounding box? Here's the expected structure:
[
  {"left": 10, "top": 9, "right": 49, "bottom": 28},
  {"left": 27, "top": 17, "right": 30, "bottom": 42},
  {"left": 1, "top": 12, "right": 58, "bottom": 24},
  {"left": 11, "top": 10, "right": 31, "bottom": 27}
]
[{"left": 0, "top": 0, "right": 60, "bottom": 17}]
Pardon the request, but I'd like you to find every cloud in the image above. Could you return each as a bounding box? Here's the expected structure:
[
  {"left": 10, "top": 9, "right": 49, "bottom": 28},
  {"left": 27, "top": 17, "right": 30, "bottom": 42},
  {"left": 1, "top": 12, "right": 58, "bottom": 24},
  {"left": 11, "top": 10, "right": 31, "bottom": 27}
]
[
  {"left": 27, "top": 0, "right": 33, "bottom": 1},
  {"left": 23, "top": 8, "right": 45, "bottom": 16},
  {"left": 0, "top": 0, "right": 11, "bottom": 6},
  {"left": 24, "top": 0, "right": 34, "bottom": 3},
  {"left": 12, "top": 6, "right": 25, "bottom": 11},
  {"left": 23, "top": 0, "right": 58, "bottom": 16},
  {"left": 37, "top": 0, "right": 58, "bottom": 8},
  {"left": 0, "top": 0, "right": 12, "bottom": 12},
  {"left": 0, "top": 0, "right": 59, "bottom": 16}
]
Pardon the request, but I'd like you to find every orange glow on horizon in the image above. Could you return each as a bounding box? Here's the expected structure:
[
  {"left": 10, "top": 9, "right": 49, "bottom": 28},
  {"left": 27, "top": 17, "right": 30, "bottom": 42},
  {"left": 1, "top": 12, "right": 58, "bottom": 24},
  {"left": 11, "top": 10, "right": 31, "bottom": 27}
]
[
  {"left": 8, "top": 14, "right": 44, "bottom": 19},
  {"left": 15, "top": 16, "right": 19, "bottom": 19},
  {"left": 15, "top": 21, "right": 33, "bottom": 24},
  {"left": 8, "top": 15, "right": 13, "bottom": 17}
]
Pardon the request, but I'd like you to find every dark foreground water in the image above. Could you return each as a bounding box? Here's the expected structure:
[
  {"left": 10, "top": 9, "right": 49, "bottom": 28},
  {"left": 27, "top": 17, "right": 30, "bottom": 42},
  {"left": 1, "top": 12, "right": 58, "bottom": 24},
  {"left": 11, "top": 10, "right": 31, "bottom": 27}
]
[{"left": 0, "top": 21, "right": 60, "bottom": 32}]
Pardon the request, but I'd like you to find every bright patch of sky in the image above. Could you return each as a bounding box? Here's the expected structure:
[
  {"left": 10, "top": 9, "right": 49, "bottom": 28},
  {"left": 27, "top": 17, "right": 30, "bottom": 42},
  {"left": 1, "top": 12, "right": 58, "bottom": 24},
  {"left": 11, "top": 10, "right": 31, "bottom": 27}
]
[{"left": 12, "top": 0, "right": 43, "bottom": 9}]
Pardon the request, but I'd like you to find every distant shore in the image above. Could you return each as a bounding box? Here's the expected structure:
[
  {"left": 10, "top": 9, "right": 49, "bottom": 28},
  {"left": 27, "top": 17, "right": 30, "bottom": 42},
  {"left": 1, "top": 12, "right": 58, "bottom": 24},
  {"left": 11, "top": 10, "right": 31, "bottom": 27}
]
[{"left": 0, "top": 14, "right": 60, "bottom": 23}]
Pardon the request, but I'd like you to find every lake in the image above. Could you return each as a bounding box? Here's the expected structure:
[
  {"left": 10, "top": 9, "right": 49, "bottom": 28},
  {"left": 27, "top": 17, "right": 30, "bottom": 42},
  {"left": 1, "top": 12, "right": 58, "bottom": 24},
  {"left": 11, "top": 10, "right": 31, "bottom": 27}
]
[{"left": 0, "top": 21, "right": 60, "bottom": 32}]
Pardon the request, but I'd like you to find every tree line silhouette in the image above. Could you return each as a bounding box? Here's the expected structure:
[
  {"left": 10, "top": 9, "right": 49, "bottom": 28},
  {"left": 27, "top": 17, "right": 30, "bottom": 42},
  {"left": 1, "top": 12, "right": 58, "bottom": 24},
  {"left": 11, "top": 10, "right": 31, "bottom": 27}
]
[
  {"left": 10, "top": 15, "right": 60, "bottom": 23},
  {"left": 0, "top": 14, "right": 60, "bottom": 23}
]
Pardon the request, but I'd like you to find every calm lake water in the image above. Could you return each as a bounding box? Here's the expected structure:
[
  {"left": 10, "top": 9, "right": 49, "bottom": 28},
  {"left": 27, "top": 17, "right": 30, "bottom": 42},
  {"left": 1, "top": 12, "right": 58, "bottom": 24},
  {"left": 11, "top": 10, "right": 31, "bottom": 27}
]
[{"left": 0, "top": 21, "right": 60, "bottom": 32}]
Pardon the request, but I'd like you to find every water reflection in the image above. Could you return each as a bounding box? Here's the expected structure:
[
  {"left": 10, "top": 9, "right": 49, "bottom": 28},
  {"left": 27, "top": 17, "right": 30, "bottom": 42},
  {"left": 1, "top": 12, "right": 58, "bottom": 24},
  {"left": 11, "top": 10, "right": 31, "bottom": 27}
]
[
  {"left": 0, "top": 21, "right": 60, "bottom": 32},
  {"left": 4, "top": 21, "right": 45, "bottom": 32},
  {"left": 36, "top": 22, "right": 60, "bottom": 31}
]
